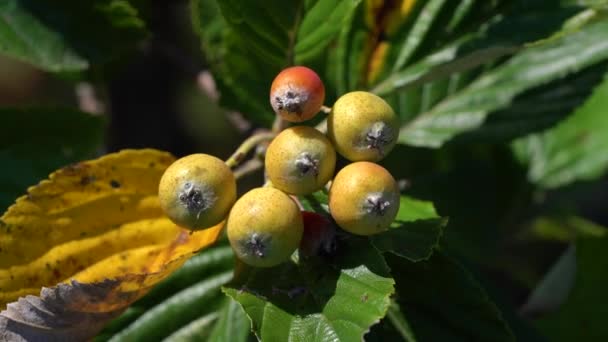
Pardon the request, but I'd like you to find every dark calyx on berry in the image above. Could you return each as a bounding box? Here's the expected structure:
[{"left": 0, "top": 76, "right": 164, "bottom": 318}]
[
  {"left": 365, "top": 122, "right": 393, "bottom": 153},
  {"left": 242, "top": 233, "right": 269, "bottom": 258},
  {"left": 275, "top": 90, "right": 308, "bottom": 115},
  {"left": 364, "top": 193, "right": 391, "bottom": 216},
  {"left": 295, "top": 152, "right": 319, "bottom": 177},
  {"left": 179, "top": 182, "right": 210, "bottom": 211}
]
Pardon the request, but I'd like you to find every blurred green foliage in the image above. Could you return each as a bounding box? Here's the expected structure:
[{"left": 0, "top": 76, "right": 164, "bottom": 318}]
[{"left": 1, "top": 0, "right": 608, "bottom": 341}]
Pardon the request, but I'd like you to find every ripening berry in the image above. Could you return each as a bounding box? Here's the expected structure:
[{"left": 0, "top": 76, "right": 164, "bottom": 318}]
[
  {"left": 158, "top": 154, "right": 236, "bottom": 230},
  {"left": 265, "top": 126, "right": 336, "bottom": 195},
  {"left": 270, "top": 66, "right": 325, "bottom": 123},
  {"left": 299, "top": 211, "right": 337, "bottom": 258},
  {"left": 329, "top": 162, "right": 400, "bottom": 235},
  {"left": 328, "top": 91, "right": 400, "bottom": 162},
  {"left": 227, "top": 187, "right": 304, "bottom": 268}
]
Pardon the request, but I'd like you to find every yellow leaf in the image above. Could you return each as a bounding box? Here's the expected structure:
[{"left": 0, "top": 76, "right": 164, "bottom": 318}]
[{"left": 0, "top": 149, "right": 224, "bottom": 311}]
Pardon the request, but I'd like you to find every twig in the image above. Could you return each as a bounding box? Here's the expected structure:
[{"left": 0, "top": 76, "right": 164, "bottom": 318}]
[
  {"left": 233, "top": 158, "right": 264, "bottom": 180},
  {"left": 225, "top": 132, "right": 276, "bottom": 168}
]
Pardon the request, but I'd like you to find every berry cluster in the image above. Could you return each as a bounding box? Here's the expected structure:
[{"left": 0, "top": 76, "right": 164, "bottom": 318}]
[{"left": 158, "top": 66, "right": 401, "bottom": 268}]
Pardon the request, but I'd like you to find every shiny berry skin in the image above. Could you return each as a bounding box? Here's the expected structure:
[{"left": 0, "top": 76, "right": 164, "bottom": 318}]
[
  {"left": 329, "top": 162, "right": 400, "bottom": 235},
  {"left": 328, "top": 91, "right": 400, "bottom": 162},
  {"left": 270, "top": 66, "right": 325, "bottom": 123},
  {"left": 226, "top": 187, "right": 304, "bottom": 268},
  {"left": 158, "top": 154, "right": 236, "bottom": 230},
  {"left": 265, "top": 126, "right": 336, "bottom": 195}
]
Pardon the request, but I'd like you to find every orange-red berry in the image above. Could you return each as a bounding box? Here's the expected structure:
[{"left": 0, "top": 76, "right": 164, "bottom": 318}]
[{"left": 270, "top": 66, "right": 325, "bottom": 123}]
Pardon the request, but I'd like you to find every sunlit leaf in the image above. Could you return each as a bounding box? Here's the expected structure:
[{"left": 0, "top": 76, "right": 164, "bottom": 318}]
[
  {"left": 398, "top": 16, "right": 608, "bottom": 148},
  {"left": 0, "top": 149, "right": 224, "bottom": 340},
  {"left": 224, "top": 236, "right": 395, "bottom": 341},
  {"left": 513, "top": 72, "right": 608, "bottom": 188}
]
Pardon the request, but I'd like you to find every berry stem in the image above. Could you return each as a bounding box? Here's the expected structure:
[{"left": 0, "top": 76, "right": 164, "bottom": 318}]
[
  {"left": 320, "top": 105, "right": 332, "bottom": 114},
  {"left": 225, "top": 132, "right": 276, "bottom": 169},
  {"left": 233, "top": 158, "right": 263, "bottom": 180},
  {"left": 315, "top": 118, "right": 328, "bottom": 133},
  {"left": 272, "top": 115, "right": 288, "bottom": 133}
]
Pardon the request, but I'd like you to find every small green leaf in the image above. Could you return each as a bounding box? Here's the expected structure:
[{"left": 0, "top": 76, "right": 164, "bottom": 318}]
[
  {"left": 395, "top": 195, "right": 440, "bottom": 222},
  {"left": 398, "top": 17, "right": 608, "bottom": 148},
  {"left": 385, "top": 252, "right": 515, "bottom": 341},
  {"left": 299, "top": 191, "right": 329, "bottom": 214},
  {"left": 513, "top": 71, "right": 608, "bottom": 188},
  {"left": 224, "top": 237, "right": 395, "bottom": 341},
  {"left": 0, "top": 108, "right": 104, "bottom": 212},
  {"left": 0, "top": 0, "right": 147, "bottom": 72}
]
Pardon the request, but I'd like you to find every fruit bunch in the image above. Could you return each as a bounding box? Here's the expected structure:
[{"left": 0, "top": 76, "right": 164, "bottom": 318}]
[{"left": 158, "top": 66, "right": 401, "bottom": 268}]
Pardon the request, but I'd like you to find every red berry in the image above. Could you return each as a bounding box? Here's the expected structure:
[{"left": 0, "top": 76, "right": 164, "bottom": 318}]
[
  {"left": 299, "top": 211, "right": 336, "bottom": 258},
  {"left": 270, "top": 66, "right": 325, "bottom": 123}
]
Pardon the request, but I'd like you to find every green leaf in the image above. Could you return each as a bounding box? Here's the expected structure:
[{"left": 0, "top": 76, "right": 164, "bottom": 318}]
[
  {"left": 107, "top": 272, "right": 232, "bottom": 341},
  {"left": 96, "top": 244, "right": 245, "bottom": 341},
  {"left": 0, "top": 0, "right": 147, "bottom": 72},
  {"left": 163, "top": 313, "right": 219, "bottom": 342},
  {"left": 520, "top": 245, "right": 576, "bottom": 317},
  {"left": 394, "top": 195, "right": 440, "bottom": 222},
  {"left": 207, "top": 298, "right": 252, "bottom": 342},
  {"left": 371, "top": 196, "right": 446, "bottom": 262},
  {"left": 214, "top": 1, "right": 296, "bottom": 66},
  {"left": 299, "top": 190, "right": 329, "bottom": 214},
  {"left": 192, "top": 0, "right": 361, "bottom": 125},
  {"left": 366, "top": 301, "right": 418, "bottom": 342},
  {"left": 0, "top": 108, "right": 104, "bottom": 212},
  {"left": 453, "top": 63, "right": 606, "bottom": 144},
  {"left": 372, "top": 7, "right": 579, "bottom": 96},
  {"left": 295, "top": 0, "right": 363, "bottom": 63},
  {"left": 191, "top": 0, "right": 277, "bottom": 126},
  {"left": 371, "top": 218, "right": 446, "bottom": 262},
  {"left": 512, "top": 71, "right": 608, "bottom": 188},
  {"left": 224, "top": 236, "right": 395, "bottom": 341},
  {"left": 133, "top": 245, "right": 235, "bottom": 309},
  {"left": 398, "top": 18, "right": 608, "bottom": 148},
  {"left": 537, "top": 231, "right": 608, "bottom": 342},
  {"left": 391, "top": 0, "right": 448, "bottom": 72},
  {"left": 385, "top": 252, "right": 515, "bottom": 342}
]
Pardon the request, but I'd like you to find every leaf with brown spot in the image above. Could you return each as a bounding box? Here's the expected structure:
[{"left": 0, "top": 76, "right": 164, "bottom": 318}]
[{"left": 0, "top": 149, "right": 225, "bottom": 340}]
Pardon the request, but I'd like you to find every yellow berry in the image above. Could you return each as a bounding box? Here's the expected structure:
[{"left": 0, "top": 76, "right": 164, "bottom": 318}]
[
  {"left": 158, "top": 154, "right": 236, "bottom": 230},
  {"left": 328, "top": 91, "right": 400, "bottom": 162},
  {"left": 265, "top": 126, "right": 336, "bottom": 195},
  {"left": 329, "top": 162, "right": 400, "bottom": 235},
  {"left": 227, "top": 187, "right": 303, "bottom": 267}
]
